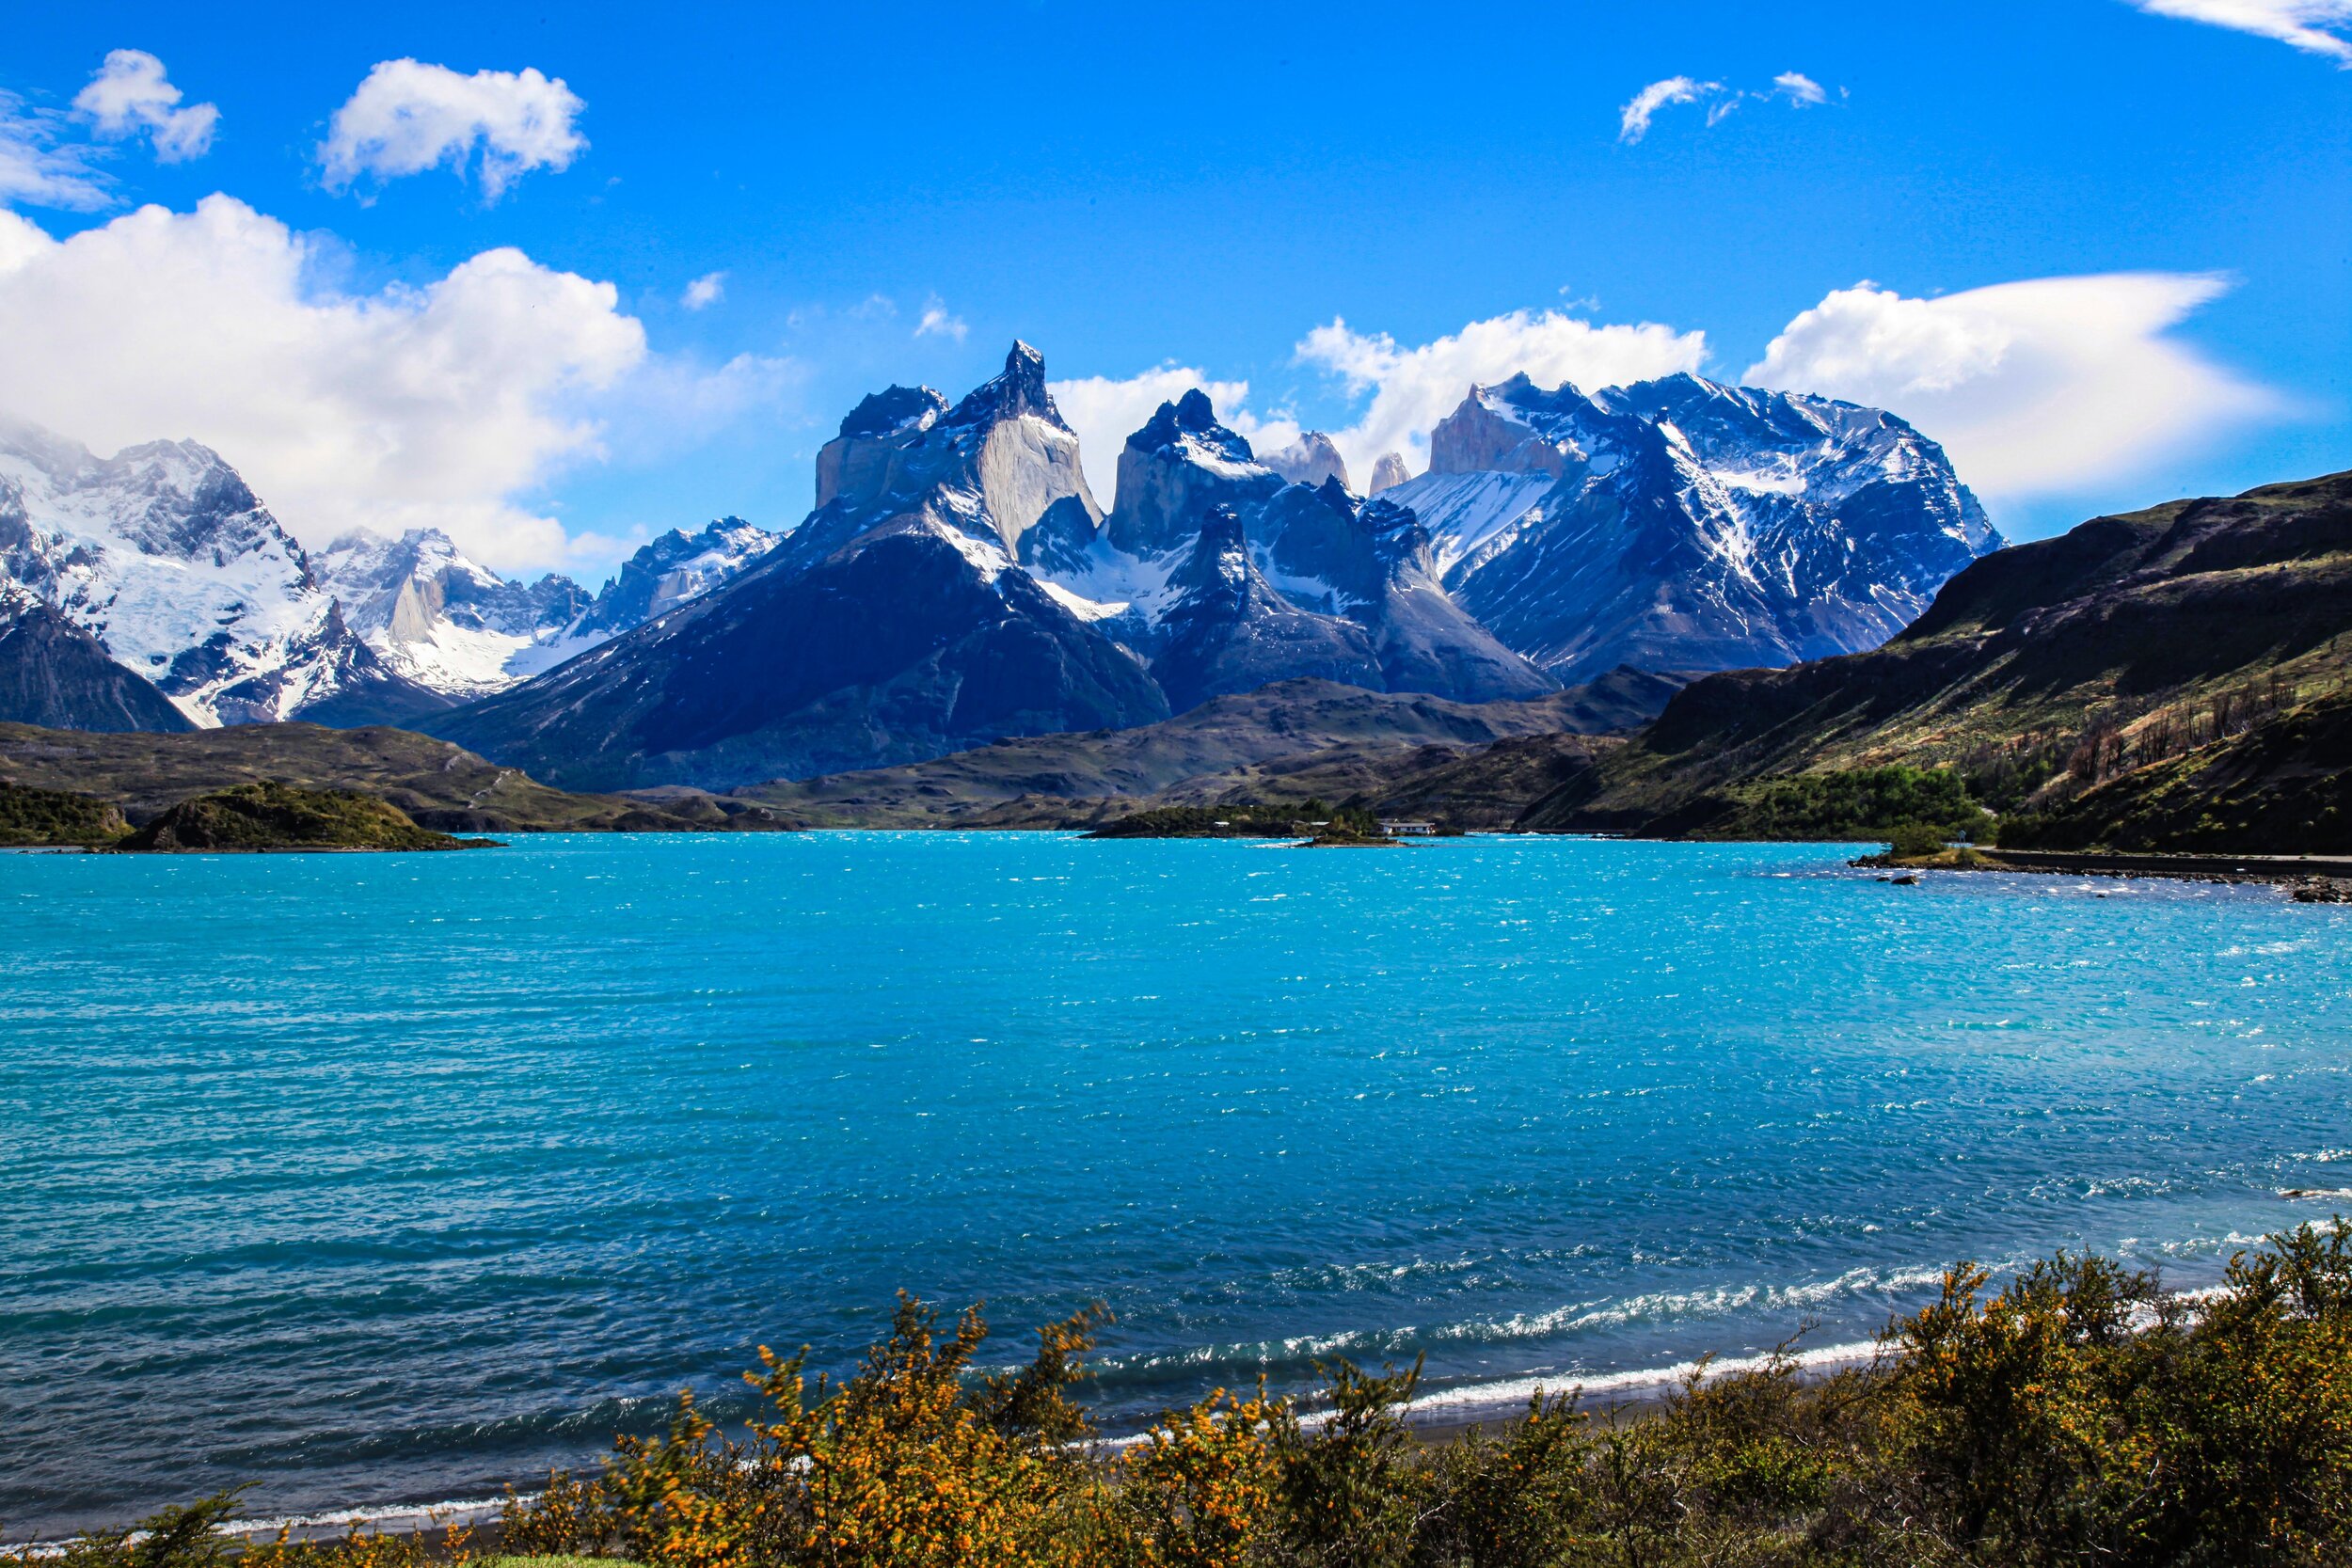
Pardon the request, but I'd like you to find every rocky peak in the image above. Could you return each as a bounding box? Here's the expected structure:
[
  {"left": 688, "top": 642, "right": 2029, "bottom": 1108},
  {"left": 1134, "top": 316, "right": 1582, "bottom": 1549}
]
[
  {"left": 1368, "top": 452, "right": 1413, "bottom": 492},
  {"left": 1131, "top": 388, "right": 1254, "bottom": 463},
  {"left": 1106, "top": 390, "right": 1279, "bottom": 557},
  {"left": 839, "top": 385, "right": 949, "bottom": 440},
  {"left": 946, "top": 341, "right": 1063, "bottom": 430},
  {"left": 1260, "top": 432, "right": 1351, "bottom": 490}
]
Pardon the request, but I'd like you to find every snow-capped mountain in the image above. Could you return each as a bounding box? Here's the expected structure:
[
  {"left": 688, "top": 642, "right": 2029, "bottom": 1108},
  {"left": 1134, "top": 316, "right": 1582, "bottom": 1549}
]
[
  {"left": 1257, "top": 432, "right": 1351, "bottom": 490},
  {"left": 0, "top": 420, "right": 447, "bottom": 727},
  {"left": 430, "top": 344, "right": 1170, "bottom": 789},
  {"left": 313, "top": 518, "right": 776, "bottom": 697},
  {"left": 0, "top": 416, "right": 786, "bottom": 731},
  {"left": 314, "top": 530, "right": 591, "bottom": 698},
  {"left": 1020, "top": 388, "right": 1559, "bottom": 704},
  {"left": 1382, "top": 372, "right": 2002, "bottom": 679},
  {"left": 437, "top": 343, "right": 1997, "bottom": 789},
  {"left": 570, "top": 518, "right": 778, "bottom": 639}
]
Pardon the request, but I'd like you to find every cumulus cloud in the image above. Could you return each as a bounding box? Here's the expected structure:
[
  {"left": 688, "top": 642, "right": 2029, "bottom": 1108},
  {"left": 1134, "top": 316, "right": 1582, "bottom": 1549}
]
[
  {"left": 1619, "top": 77, "right": 1718, "bottom": 142},
  {"left": 321, "top": 60, "right": 586, "bottom": 200},
  {"left": 681, "top": 270, "right": 725, "bottom": 309},
  {"left": 1296, "top": 309, "right": 1708, "bottom": 481},
  {"left": 2125, "top": 0, "right": 2352, "bottom": 61},
  {"left": 1745, "top": 273, "right": 2280, "bottom": 499},
  {"left": 73, "top": 50, "right": 217, "bottom": 161},
  {"left": 0, "top": 96, "right": 106, "bottom": 210},
  {"left": 0, "top": 196, "right": 652, "bottom": 568},
  {"left": 1048, "top": 365, "right": 1279, "bottom": 504},
  {"left": 914, "top": 293, "right": 968, "bottom": 341}
]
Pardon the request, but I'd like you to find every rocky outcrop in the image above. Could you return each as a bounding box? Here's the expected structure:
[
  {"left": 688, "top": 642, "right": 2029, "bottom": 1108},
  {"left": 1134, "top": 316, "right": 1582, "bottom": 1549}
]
[
  {"left": 1104, "top": 389, "right": 1283, "bottom": 557},
  {"left": 1367, "top": 452, "right": 1412, "bottom": 493}
]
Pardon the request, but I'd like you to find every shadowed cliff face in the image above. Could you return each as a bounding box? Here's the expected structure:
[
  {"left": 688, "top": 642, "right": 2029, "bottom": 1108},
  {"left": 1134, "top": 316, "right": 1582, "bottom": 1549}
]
[
  {"left": 0, "top": 590, "right": 195, "bottom": 734},
  {"left": 1149, "top": 505, "right": 1383, "bottom": 713}
]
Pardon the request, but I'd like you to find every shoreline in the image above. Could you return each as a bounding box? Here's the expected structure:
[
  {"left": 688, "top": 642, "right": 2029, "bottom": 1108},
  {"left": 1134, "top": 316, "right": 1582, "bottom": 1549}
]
[{"left": 0, "top": 1338, "right": 1888, "bottom": 1555}]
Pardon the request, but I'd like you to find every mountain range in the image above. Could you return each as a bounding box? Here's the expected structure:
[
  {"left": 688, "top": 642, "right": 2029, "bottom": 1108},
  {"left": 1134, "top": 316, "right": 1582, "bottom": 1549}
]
[
  {"left": 431, "top": 343, "right": 1996, "bottom": 789},
  {"left": 0, "top": 343, "right": 1999, "bottom": 790},
  {"left": 0, "top": 415, "right": 779, "bottom": 730}
]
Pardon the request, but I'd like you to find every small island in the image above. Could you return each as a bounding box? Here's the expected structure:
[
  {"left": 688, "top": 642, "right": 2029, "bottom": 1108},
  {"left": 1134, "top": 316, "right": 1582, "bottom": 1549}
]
[
  {"left": 1084, "top": 798, "right": 1431, "bottom": 845},
  {"left": 116, "top": 781, "right": 501, "bottom": 853}
]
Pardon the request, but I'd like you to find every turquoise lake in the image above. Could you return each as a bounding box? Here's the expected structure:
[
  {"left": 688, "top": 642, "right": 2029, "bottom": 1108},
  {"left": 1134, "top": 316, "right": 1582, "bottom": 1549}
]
[{"left": 4, "top": 832, "right": 2349, "bottom": 1536}]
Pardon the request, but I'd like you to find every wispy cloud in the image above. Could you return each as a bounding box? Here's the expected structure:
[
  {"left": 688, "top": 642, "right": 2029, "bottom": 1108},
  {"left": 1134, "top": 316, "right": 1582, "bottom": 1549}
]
[
  {"left": 1619, "top": 77, "right": 1719, "bottom": 142},
  {"left": 1619, "top": 71, "right": 1836, "bottom": 142},
  {"left": 1746, "top": 273, "right": 2281, "bottom": 499},
  {"left": 0, "top": 96, "right": 106, "bottom": 210},
  {"left": 2123, "top": 0, "right": 2352, "bottom": 62},
  {"left": 320, "top": 60, "right": 586, "bottom": 200},
  {"left": 74, "top": 50, "right": 217, "bottom": 161},
  {"left": 914, "top": 293, "right": 967, "bottom": 341},
  {"left": 681, "top": 271, "right": 725, "bottom": 310}
]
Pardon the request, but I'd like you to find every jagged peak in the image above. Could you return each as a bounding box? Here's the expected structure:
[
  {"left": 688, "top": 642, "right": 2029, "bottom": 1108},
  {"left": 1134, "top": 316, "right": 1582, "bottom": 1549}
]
[
  {"left": 838, "top": 385, "right": 949, "bottom": 440},
  {"left": 946, "top": 341, "right": 1063, "bottom": 429},
  {"left": 1130, "top": 388, "right": 1255, "bottom": 465}
]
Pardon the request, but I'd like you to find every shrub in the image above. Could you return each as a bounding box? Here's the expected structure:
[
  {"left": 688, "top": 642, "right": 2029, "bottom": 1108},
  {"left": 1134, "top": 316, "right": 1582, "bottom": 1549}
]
[{"left": 63, "top": 1224, "right": 2352, "bottom": 1568}]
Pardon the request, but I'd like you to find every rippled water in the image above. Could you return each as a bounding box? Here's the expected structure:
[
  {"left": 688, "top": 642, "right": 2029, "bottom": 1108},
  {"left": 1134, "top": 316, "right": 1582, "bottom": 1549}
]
[{"left": 3, "top": 832, "right": 2348, "bottom": 1536}]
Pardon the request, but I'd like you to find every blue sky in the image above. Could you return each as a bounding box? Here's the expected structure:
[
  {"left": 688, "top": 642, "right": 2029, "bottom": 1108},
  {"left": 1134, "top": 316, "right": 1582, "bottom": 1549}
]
[{"left": 1, "top": 1, "right": 2345, "bottom": 575}]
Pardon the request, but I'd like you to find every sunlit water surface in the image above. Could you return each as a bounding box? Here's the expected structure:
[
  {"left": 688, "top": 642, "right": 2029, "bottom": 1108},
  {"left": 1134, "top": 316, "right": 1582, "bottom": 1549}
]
[{"left": 4, "top": 832, "right": 2348, "bottom": 1534}]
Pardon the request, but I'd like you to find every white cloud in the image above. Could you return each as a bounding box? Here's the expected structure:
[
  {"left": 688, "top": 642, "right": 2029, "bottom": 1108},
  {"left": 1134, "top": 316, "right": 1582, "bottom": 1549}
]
[
  {"left": 0, "top": 96, "right": 107, "bottom": 210},
  {"left": 914, "top": 293, "right": 968, "bottom": 341},
  {"left": 1773, "top": 71, "right": 1828, "bottom": 104},
  {"left": 1296, "top": 309, "right": 1708, "bottom": 481},
  {"left": 1047, "top": 365, "right": 1277, "bottom": 504},
  {"left": 73, "top": 50, "right": 218, "bottom": 161},
  {"left": 1620, "top": 71, "right": 1837, "bottom": 143},
  {"left": 681, "top": 270, "right": 725, "bottom": 310},
  {"left": 2125, "top": 1, "right": 2352, "bottom": 61},
  {"left": 320, "top": 60, "right": 586, "bottom": 200},
  {"left": 1619, "top": 77, "right": 1719, "bottom": 142},
  {"left": 0, "top": 196, "right": 652, "bottom": 568},
  {"left": 1745, "top": 273, "right": 2281, "bottom": 499},
  {"left": 1055, "top": 309, "right": 1708, "bottom": 499}
]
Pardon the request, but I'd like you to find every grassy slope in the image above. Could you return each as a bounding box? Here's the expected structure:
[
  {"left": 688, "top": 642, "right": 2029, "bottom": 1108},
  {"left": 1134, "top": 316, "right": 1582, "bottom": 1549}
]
[
  {"left": 2001, "top": 689, "right": 2352, "bottom": 853},
  {"left": 0, "top": 722, "right": 797, "bottom": 832},
  {"left": 0, "top": 781, "right": 129, "bottom": 846},
  {"left": 1524, "top": 470, "right": 2352, "bottom": 843},
  {"left": 118, "top": 781, "right": 481, "bottom": 851}
]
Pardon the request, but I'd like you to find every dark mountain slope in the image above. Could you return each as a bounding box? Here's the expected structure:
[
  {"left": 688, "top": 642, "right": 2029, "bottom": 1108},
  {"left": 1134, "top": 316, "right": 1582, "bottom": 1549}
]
[
  {"left": 1527, "top": 469, "right": 2352, "bottom": 836},
  {"left": 744, "top": 669, "right": 1681, "bottom": 828},
  {"left": 0, "top": 593, "right": 195, "bottom": 733},
  {"left": 429, "top": 345, "right": 1169, "bottom": 790}
]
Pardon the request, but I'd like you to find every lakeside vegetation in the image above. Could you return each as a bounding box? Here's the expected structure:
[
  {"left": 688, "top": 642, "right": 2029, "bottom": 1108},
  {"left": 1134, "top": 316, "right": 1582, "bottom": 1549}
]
[{"left": 45, "top": 1224, "right": 2352, "bottom": 1568}]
